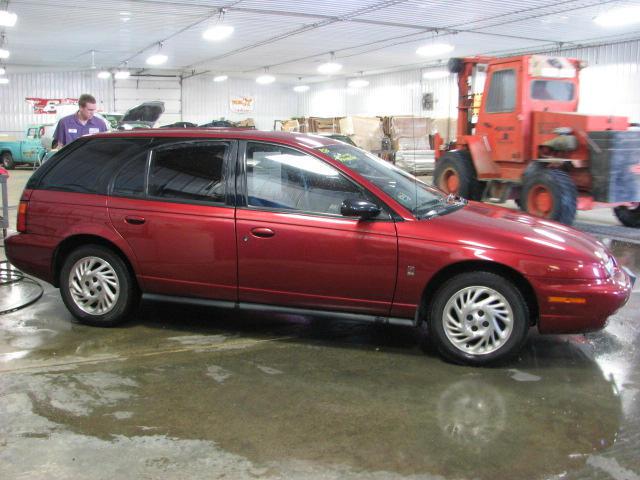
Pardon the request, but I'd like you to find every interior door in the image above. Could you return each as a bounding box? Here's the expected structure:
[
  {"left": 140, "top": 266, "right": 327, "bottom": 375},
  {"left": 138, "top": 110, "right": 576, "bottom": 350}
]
[
  {"left": 108, "top": 140, "right": 238, "bottom": 300},
  {"left": 236, "top": 141, "right": 398, "bottom": 315},
  {"left": 475, "top": 62, "right": 524, "bottom": 162}
]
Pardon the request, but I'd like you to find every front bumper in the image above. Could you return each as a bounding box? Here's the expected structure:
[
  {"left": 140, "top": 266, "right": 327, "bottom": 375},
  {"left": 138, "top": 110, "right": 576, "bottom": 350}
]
[{"left": 531, "top": 266, "right": 634, "bottom": 334}]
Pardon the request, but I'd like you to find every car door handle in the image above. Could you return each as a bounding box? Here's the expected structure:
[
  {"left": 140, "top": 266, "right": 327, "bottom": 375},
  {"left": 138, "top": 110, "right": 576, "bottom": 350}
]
[
  {"left": 250, "top": 227, "right": 275, "bottom": 238},
  {"left": 124, "top": 216, "right": 146, "bottom": 225}
]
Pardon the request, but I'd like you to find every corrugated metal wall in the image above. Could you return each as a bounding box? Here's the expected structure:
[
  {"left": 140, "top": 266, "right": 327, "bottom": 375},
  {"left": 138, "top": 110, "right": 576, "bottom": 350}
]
[
  {"left": 300, "top": 38, "right": 640, "bottom": 125},
  {"left": 0, "top": 71, "right": 114, "bottom": 136},
  {"left": 182, "top": 76, "right": 298, "bottom": 131}
]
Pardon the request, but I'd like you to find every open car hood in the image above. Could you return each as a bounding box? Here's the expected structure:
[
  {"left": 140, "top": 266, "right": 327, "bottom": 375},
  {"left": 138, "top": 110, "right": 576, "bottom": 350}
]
[{"left": 120, "top": 101, "right": 165, "bottom": 125}]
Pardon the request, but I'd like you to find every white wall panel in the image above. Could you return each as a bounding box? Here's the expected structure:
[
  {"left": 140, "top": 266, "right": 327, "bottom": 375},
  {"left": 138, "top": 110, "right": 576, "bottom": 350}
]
[
  {"left": 300, "top": 39, "right": 640, "bottom": 127},
  {"left": 182, "top": 76, "right": 298, "bottom": 131},
  {"left": 0, "top": 72, "right": 113, "bottom": 136}
]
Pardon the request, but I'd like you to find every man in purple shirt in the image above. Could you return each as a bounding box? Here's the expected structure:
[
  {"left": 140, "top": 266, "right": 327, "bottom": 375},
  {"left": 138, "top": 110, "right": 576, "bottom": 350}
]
[{"left": 53, "top": 93, "right": 108, "bottom": 148}]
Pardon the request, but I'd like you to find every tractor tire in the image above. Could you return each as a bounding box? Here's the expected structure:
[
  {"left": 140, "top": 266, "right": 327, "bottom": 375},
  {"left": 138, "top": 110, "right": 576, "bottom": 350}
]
[
  {"left": 433, "top": 150, "right": 483, "bottom": 201},
  {"left": 520, "top": 168, "right": 577, "bottom": 225},
  {"left": 1, "top": 152, "right": 15, "bottom": 170},
  {"left": 613, "top": 204, "right": 640, "bottom": 228}
]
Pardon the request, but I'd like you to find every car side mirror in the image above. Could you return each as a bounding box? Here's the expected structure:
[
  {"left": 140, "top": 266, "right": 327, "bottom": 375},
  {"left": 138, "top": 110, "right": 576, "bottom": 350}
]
[{"left": 340, "top": 199, "right": 381, "bottom": 219}]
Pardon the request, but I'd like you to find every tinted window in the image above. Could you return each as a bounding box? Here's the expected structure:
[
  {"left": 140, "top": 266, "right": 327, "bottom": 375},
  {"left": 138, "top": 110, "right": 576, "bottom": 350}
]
[
  {"left": 531, "top": 80, "right": 574, "bottom": 101},
  {"left": 246, "top": 142, "right": 367, "bottom": 216},
  {"left": 39, "top": 138, "right": 150, "bottom": 194},
  {"left": 486, "top": 69, "right": 516, "bottom": 113},
  {"left": 112, "top": 153, "right": 148, "bottom": 198},
  {"left": 148, "top": 143, "right": 227, "bottom": 204}
]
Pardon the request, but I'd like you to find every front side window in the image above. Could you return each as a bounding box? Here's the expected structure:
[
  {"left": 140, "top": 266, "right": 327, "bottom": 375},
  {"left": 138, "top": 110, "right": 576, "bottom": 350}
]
[
  {"left": 486, "top": 69, "right": 516, "bottom": 113},
  {"left": 26, "top": 128, "right": 37, "bottom": 139},
  {"left": 245, "top": 142, "right": 368, "bottom": 216},
  {"left": 530, "top": 80, "right": 574, "bottom": 101},
  {"left": 148, "top": 142, "right": 227, "bottom": 204}
]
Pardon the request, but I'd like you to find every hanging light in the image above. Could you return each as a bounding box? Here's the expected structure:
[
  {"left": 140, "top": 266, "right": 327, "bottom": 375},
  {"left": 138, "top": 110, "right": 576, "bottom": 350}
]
[
  {"left": 594, "top": 6, "right": 640, "bottom": 27},
  {"left": 348, "top": 79, "right": 369, "bottom": 88},
  {"left": 203, "top": 9, "right": 234, "bottom": 41},
  {"left": 213, "top": 74, "right": 228, "bottom": 82},
  {"left": 0, "top": 10, "right": 17, "bottom": 27},
  {"left": 0, "top": 47, "right": 9, "bottom": 59},
  {"left": 293, "top": 85, "right": 310, "bottom": 93},
  {"left": 422, "top": 70, "right": 449, "bottom": 79},
  {"left": 0, "top": 77, "right": 9, "bottom": 85},
  {"left": 318, "top": 52, "right": 342, "bottom": 75},
  {"left": 114, "top": 70, "right": 130, "bottom": 80},
  {"left": 256, "top": 67, "right": 275, "bottom": 85},
  {"left": 203, "top": 25, "right": 234, "bottom": 41},
  {"left": 146, "top": 53, "right": 168, "bottom": 66},
  {"left": 0, "top": 67, "right": 5, "bottom": 75},
  {"left": 416, "top": 43, "right": 454, "bottom": 57},
  {"left": 97, "top": 70, "right": 111, "bottom": 79}
]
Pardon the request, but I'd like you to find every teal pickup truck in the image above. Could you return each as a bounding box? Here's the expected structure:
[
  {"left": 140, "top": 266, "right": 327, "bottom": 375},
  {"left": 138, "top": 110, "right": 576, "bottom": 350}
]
[{"left": 0, "top": 125, "right": 52, "bottom": 169}]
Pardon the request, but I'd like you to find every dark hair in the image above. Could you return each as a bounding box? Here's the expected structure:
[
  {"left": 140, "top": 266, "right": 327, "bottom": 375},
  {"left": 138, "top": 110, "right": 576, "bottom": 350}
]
[{"left": 78, "top": 94, "right": 97, "bottom": 107}]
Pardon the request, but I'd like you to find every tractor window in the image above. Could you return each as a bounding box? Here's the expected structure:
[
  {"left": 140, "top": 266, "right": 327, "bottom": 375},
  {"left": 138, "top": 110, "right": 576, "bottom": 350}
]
[
  {"left": 531, "top": 80, "right": 574, "bottom": 101},
  {"left": 486, "top": 69, "right": 516, "bottom": 113}
]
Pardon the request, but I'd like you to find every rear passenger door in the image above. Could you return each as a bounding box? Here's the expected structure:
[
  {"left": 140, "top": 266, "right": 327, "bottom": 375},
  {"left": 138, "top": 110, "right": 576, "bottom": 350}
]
[{"left": 108, "top": 140, "right": 238, "bottom": 300}]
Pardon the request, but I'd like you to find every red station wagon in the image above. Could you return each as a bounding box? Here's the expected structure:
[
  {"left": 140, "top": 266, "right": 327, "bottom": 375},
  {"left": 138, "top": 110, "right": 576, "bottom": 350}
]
[{"left": 6, "top": 130, "right": 635, "bottom": 365}]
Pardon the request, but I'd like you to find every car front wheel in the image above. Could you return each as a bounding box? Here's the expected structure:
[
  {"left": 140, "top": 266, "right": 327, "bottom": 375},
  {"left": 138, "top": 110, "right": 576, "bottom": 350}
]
[
  {"left": 59, "top": 245, "right": 138, "bottom": 327},
  {"left": 426, "top": 272, "right": 529, "bottom": 365}
]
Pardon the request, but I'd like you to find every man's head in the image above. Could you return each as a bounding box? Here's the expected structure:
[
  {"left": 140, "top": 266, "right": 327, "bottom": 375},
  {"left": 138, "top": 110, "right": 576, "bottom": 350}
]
[{"left": 77, "top": 94, "right": 97, "bottom": 121}]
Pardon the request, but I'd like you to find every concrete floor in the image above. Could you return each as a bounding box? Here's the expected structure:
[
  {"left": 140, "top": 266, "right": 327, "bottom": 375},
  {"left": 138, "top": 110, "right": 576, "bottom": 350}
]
[{"left": 1, "top": 167, "right": 640, "bottom": 479}]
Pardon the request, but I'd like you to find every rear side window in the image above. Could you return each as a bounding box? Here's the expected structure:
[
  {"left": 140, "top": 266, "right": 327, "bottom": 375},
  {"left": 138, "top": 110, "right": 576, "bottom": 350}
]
[
  {"left": 148, "top": 143, "right": 228, "bottom": 204},
  {"left": 38, "top": 138, "right": 150, "bottom": 194},
  {"left": 112, "top": 153, "right": 148, "bottom": 198},
  {"left": 486, "top": 69, "right": 516, "bottom": 113},
  {"left": 531, "top": 80, "right": 574, "bottom": 101}
]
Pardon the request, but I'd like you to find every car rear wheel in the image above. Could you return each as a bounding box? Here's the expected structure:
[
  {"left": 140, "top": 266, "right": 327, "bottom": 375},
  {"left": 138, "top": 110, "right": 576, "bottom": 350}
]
[
  {"left": 426, "top": 272, "right": 529, "bottom": 365},
  {"left": 1, "top": 152, "right": 15, "bottom": 170},
  {"left": 59, "top": 245, "right": 138, "bottom": 327},
  {"left": 613, "top": 203, "right": 640, "bottom": 228}
]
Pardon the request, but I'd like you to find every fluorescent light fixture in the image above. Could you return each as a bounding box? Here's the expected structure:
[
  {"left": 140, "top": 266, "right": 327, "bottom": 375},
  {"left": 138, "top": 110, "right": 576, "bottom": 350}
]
[
  {"left": 146, "top": 54, "right": 168, "bottom": 66},
  {"left": 594, "top": 6, "right": 640, "bottom": 27},
  {"left": 213, "top": 75, "right": 228, "bottom": 82},
  {"left": 422, "top": 70, "right": 449, "bottom": 79},
  {"left": 0, "top": 10, "right": 17, "bottom": 27},
  {"left": 416, "top": 43, "right": 454, "bottom": 57},
  {"left": 0, "top": 49, "right": 9, "bottom": 59},
  {"left": 0, "top": 78, "right": 9, "bottom": 85},
  {"left": 97, "top": 71, "right": 111, "bottom": 79},
  {"left": 203, "top": 24, "right": 234, "bottom": 41},
  {"left": 256, "top": 74, "right": 275, "bottom": 85},
  {"left": 317, "top": 62, "right": 342, "bottom": 74},
  {"left": 0, "top": 67, "right": 5, "bottom": 75},
  {"left": 293, "top": 85, "right": 310, "bottom": 92},
  {"left": 114, "top": 70, "right": 130, "bottom": 79},
  {"left": 348, "top": 79, "right": 369, "bottom": 88}
]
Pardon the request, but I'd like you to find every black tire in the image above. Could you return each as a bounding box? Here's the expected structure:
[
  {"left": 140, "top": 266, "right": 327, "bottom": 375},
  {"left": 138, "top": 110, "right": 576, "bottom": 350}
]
[
  {"left": 1, "top": 152, "right": 15, "bottom": 169},
  {"left": 425, "top": 272, "right": 530, "bottom": 366},
  {"left": 433, "top": 150, "right": 483, "bottom": 200},
  {"left": 613, "top": 204, "right": 640, "bottom": 228},
  {"left": 520, "top": 168, "right": 577, "bottom": 225},
  {"left": 59, "top": 245, "right": 139, "bottom": 327}
]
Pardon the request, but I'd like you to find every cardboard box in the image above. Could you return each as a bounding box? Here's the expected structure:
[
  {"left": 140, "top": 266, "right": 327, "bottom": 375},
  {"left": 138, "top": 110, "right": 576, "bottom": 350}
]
[{"left": 339, "top": 116, "right": 384, "bottom": 151}]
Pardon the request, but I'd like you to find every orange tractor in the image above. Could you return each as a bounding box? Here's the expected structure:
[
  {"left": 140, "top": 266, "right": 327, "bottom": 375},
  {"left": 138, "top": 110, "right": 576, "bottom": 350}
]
[{"left": 433, "top": 54, "right": 640, "bottom": 227}]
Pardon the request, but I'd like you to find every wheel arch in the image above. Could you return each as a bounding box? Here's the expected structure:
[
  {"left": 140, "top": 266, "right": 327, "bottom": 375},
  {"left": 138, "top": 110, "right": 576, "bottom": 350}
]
[
  {"left": 417, "top": 260, "right": 539, "bottom": 330},
  {"left": 52, "top": 234, "right": 139, "bottom": 290}
]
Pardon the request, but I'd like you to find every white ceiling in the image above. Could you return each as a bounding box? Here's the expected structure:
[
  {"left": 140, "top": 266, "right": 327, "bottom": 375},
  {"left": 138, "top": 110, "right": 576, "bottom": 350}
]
[{"left": 2, "top": 0, "right": 640, "bottom": 82}]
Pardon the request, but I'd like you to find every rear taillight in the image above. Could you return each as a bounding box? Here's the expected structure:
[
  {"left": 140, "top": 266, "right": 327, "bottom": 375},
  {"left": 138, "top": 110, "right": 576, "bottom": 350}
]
[{"left": 17, "top": 201, "right": 28, "bottom": 232}]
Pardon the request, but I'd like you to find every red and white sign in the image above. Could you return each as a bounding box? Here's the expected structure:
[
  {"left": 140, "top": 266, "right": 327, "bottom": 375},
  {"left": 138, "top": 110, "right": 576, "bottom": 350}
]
[{"left": 25, "top": 97, "right": 78, "bottom": 114}]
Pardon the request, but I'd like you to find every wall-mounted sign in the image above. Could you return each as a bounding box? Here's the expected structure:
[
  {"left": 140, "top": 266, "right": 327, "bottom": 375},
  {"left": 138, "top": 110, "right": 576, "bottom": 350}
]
[
  {"left": 230, "top": 95, "right": 255, "bottom": 113},
  {"left": 26, "top": 97, "right": 78, "bottom": 114}
]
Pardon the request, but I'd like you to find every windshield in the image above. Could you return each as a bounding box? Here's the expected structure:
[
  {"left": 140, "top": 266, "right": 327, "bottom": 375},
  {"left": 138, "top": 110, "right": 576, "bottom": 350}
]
[
  {"left": 316, "top": 144, "right": 463, "bottom": 218},
  {"left": 531, "top": 80, "right": 575, "bottom": 101}
]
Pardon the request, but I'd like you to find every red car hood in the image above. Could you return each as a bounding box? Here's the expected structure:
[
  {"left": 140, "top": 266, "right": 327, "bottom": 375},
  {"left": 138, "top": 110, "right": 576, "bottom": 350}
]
[{"left": 419, "top": 201, "right": 607, "bottom": 265}]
